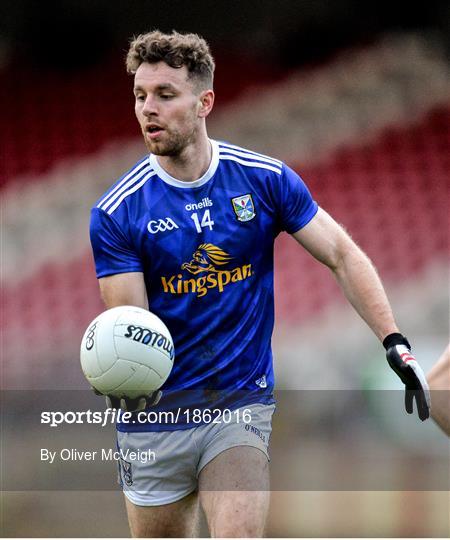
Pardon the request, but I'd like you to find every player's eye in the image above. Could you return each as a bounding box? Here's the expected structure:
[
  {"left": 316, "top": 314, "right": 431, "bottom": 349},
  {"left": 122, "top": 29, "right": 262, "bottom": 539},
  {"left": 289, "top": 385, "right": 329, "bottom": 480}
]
[
  {"left": 135, "top": 95, "right": 145, "bottom": 102},
  {"left": 160, "top": 94, "right": 174, "bottom": 100}
]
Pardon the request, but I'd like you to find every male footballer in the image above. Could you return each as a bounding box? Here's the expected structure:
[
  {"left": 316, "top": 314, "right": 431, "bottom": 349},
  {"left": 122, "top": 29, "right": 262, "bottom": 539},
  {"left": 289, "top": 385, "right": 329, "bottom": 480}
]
[{"left": 90, "top": 30, "right": 430, "bottom": 537}]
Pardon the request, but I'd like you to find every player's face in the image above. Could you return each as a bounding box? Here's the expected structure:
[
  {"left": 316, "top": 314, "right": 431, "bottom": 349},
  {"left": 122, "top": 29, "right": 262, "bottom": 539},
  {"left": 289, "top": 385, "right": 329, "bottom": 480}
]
[{"left": 133, "top": 62, "right": 206, "bottom": 156}]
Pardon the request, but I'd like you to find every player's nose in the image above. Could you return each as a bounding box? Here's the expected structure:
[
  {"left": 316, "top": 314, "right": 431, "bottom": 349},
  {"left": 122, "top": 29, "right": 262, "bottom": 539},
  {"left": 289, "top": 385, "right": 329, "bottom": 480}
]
[{"left": 142, "top": 96, "right": 159, "bottom": 117}]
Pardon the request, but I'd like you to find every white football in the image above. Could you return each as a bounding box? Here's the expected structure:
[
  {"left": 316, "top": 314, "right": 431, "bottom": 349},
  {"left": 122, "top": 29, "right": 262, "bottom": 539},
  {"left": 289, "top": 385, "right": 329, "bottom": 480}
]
[{"left": 80, "top": 306, "right": 174, "bottom": 398}]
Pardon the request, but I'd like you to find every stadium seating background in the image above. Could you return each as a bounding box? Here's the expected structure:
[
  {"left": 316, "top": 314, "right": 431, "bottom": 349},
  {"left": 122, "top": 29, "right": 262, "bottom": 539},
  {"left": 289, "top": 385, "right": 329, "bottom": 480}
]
[{"left": 1, "top": 1, "right": 449, "bottom": 537}]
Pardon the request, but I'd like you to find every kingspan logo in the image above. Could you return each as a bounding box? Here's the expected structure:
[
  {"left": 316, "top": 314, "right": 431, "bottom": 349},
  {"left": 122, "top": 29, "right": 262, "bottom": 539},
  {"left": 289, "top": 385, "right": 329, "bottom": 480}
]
[{"left": 161, "top": 243, "right": 252, "bottom": 298}]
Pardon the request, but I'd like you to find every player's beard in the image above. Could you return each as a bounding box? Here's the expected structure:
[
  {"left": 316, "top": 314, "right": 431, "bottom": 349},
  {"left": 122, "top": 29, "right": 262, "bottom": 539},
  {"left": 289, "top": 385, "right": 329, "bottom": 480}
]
[{"left": 144, "top": 123, "right": 197, "bottom": 157}]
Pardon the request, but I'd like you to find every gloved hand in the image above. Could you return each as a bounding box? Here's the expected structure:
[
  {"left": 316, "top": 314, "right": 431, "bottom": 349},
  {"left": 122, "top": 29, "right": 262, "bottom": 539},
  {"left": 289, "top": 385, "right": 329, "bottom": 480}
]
[
  {"left": 383, "top": 333, "right": 431, "bottom": 421},
  {"left": 91, "top": 386, "right": 162, "bottom": 412}
]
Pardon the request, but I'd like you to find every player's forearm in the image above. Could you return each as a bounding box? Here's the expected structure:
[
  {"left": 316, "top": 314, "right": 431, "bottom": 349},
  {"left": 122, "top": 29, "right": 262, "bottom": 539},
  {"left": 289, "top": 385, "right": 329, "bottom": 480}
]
[
  {"left": 427, "top": 346, "right": 450, "bottom": 435},
  {"left": 332, "top": 247, "right": 399, "bottom": 342},
  {"left": 98, "top": 272, "right": 149, "bottom": 310}
]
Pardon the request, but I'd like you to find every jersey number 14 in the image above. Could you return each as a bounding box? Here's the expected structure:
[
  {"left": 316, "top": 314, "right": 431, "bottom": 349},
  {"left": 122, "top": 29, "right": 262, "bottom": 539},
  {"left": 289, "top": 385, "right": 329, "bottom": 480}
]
[{"left": 190, "top": 210, "right": 215, "bottom": 233}]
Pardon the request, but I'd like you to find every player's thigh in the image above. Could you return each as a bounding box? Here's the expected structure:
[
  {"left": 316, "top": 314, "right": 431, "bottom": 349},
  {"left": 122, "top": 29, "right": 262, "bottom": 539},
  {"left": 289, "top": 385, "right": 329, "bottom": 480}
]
[
  {"left": 199, "top": 446, "right": 270, "bottom": 537},
  {"left": 125, "top": 491, "right": 199, "bottom": 538}
]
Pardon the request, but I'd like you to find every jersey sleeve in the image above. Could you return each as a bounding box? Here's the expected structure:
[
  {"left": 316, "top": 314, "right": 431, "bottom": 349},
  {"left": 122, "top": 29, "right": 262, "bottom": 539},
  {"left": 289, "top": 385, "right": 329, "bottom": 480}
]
[
  {"left": 90, "top": 207, "right": 143, "bottom": 278},
  {"left": 277, "top": 164, "right": 318, "bottom": 234}
]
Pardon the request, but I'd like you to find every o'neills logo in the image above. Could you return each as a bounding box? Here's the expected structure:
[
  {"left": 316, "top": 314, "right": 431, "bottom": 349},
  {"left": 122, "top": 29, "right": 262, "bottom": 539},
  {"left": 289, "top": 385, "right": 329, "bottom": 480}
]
[{"left": 161, "top": 243, "right": 252, "bottom": 298}]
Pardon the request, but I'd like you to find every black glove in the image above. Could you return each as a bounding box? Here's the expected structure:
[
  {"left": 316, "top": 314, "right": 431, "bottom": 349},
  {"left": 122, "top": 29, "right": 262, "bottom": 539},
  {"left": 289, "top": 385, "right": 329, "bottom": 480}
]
[
  {"left": 91, "top": 386, "right": 162, "bottom": 412},
  {"left": 383, "top": 333, "right": 431, "bottom": 421}
]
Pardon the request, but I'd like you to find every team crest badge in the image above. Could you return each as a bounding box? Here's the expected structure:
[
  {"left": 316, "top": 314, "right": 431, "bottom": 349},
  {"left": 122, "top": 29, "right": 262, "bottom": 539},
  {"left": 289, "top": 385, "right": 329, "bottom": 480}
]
[
  {"left": 120, "top": 458, "right": 133, "bottom": 486},
  {"left": 231, "top": 194, "right": 256, "bottom": 222},
  {"left": 255, "top": 374, "right": 267, "bottom": 388}
]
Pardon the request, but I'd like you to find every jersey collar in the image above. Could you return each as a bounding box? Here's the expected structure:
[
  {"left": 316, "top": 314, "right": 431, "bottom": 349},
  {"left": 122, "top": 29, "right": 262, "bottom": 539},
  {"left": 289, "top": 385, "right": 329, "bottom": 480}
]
[{"left": 149, "top": 139, "right": 219, "bottom": 189}]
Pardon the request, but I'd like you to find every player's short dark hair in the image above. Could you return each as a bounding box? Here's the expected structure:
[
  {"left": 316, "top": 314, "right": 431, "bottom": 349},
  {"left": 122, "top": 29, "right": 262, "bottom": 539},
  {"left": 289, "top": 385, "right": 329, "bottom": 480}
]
[{"left": 126, "top": 30, "right": 215, "bottom": 91}]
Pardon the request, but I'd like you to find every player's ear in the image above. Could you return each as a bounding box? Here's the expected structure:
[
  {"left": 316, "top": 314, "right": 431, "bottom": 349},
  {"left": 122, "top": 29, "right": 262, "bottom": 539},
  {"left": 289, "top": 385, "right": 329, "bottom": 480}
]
[{"left": 198, "top": 89, "right": 214, "bottom": 118}]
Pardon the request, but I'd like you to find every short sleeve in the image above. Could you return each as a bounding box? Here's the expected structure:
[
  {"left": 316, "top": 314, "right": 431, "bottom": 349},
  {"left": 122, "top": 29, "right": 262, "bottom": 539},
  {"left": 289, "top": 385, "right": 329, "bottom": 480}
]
[
  {"left": 90, "top": 207, "right": 143, "bottom": 278},
  {"left": 278, "top": 164, "right": 318, "bottom": 234}
]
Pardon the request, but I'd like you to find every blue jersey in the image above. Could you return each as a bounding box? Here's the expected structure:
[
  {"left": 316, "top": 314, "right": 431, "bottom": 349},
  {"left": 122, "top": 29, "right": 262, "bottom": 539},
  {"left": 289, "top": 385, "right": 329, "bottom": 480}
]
[{"left": 90, "top": 139, "right": 318, "bottom": 431}]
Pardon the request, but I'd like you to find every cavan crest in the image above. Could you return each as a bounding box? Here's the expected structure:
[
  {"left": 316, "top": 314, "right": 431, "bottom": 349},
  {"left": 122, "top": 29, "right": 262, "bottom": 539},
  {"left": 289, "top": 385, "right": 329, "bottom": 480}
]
[
  {"left": 120, "top": 458, "right": 133, "bottom": 486},
  {"left": 231, "top": 194, "right": 256, "bottom": 222}
]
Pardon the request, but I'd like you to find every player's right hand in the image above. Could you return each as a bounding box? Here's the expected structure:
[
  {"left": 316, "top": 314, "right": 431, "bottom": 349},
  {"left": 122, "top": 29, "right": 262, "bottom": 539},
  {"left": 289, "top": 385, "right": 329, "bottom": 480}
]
[{"left": 90, "top": 386, "right": 162, "bottom": 412}]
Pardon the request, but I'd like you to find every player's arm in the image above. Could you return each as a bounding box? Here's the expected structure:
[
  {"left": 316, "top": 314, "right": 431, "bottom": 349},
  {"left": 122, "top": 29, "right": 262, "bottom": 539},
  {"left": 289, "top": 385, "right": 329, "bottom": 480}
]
[
  {"left": 95, "top": 273, "right": 160, "bottom": 410},
  {"left": 292, "top": 207, "right": 430, "bottom": 420},
  {"left": 427, "top": 345, "right": 450, "bottom": 435},
  {"left": 89, "top": 208, "right": 159, "bottom": 410},
  {"left": 98, "top": 272, "right": 148, "bottom": 310},
  {"left": 293, "top": 208, "right": 396, "bottom": 340}
]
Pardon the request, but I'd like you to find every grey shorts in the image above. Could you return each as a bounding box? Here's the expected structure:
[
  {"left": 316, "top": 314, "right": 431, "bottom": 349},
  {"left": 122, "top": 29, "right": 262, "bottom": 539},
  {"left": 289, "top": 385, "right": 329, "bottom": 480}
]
[{"left": 116, "top": 402, "right": 275, "bottom": 506}]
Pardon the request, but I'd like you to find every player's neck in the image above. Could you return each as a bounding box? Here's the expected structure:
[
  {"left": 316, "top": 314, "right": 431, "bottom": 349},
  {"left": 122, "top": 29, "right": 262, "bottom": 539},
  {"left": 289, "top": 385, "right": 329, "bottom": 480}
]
[{"left": 156, "top": 133, "right": 212, "bottom": 182}]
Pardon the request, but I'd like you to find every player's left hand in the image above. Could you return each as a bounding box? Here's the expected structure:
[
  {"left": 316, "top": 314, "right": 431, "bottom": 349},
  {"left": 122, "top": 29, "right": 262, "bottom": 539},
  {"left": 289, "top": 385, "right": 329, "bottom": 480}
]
[
  {"left": 91, "top": 386, "right": 162, "bottom": 412},
  {"left": 383, "top": 333, "right": 431, "bottom": 421}
]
